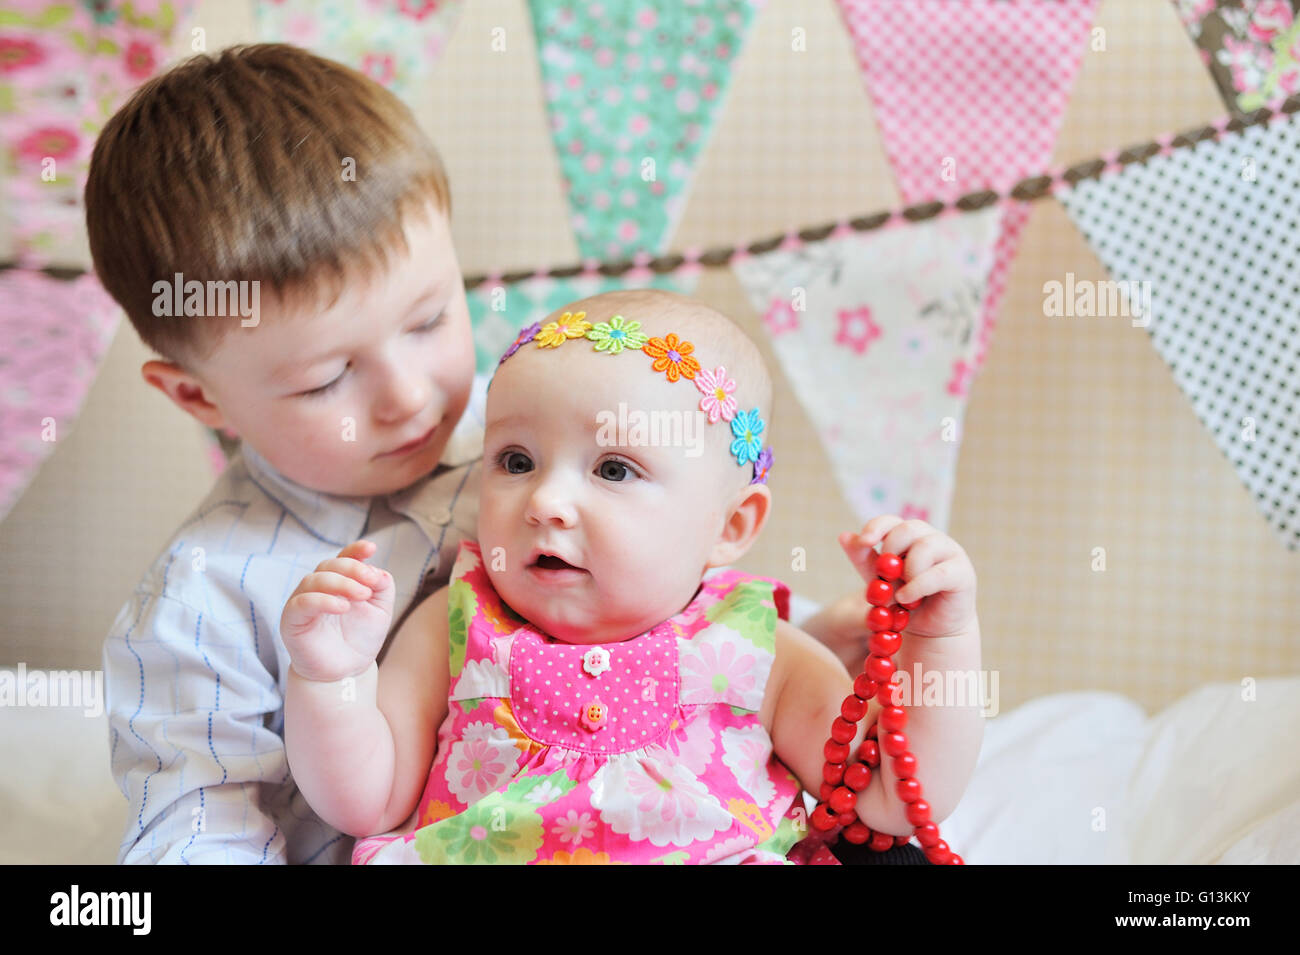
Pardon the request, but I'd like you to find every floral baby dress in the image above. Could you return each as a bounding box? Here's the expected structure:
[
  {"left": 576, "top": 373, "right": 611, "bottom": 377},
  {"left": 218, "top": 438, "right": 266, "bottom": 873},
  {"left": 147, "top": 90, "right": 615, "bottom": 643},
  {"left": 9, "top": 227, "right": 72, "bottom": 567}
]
[{"left": 352, "top": 539, "right": 812, "bottom": 865}]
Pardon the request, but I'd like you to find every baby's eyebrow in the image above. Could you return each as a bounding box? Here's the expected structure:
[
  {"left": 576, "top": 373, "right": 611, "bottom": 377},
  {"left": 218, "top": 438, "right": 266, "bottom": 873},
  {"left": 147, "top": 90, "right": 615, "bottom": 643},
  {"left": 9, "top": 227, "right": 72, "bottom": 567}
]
[{"left": 272, "top": 283, "right": 445, "bottom": 378}]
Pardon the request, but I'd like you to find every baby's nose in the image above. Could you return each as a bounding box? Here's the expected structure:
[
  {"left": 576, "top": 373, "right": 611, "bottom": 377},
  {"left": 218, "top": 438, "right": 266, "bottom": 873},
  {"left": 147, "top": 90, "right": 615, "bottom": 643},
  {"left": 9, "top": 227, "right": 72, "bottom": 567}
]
[{"left": 525, "top": 472, "right": 579, "bottom": 527}]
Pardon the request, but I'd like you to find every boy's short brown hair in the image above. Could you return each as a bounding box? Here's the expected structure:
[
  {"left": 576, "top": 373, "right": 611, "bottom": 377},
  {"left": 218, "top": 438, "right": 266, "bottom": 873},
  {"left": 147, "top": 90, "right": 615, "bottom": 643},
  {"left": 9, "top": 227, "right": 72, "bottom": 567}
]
[{"left": 85, "top": 42, "right": 451, "bottom": 368}]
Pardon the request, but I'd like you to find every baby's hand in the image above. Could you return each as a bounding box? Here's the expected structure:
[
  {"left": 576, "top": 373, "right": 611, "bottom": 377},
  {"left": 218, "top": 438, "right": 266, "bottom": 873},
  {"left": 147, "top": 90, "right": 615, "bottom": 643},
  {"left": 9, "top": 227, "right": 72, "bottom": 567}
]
[
  {"left": 280, "top": 540, "right": 395, "bottom": 682},
  {"left": 839, "top": 516, "right": 978, "bottom": 640}
]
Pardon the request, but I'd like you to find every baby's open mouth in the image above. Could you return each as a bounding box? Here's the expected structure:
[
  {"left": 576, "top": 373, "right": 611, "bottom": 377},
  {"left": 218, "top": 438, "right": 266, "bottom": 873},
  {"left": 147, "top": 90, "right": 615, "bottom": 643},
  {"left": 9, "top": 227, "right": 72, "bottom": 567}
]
[{"left": 533, "top": 554, "right": 581, "bottom": 570}]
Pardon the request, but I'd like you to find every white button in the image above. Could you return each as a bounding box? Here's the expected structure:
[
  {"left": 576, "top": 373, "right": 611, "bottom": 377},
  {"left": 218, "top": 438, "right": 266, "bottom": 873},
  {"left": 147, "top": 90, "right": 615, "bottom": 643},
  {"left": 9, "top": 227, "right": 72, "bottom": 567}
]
[{"left": 583, "top": 647, "right": 611, "bottom": 677}]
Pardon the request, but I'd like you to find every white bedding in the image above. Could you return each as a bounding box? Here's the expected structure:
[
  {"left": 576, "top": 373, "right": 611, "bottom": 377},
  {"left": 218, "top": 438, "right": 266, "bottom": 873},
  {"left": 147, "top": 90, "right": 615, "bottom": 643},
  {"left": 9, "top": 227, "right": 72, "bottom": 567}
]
[{"left": 2, "top": 666, "right": 1296, "bottom": 864}]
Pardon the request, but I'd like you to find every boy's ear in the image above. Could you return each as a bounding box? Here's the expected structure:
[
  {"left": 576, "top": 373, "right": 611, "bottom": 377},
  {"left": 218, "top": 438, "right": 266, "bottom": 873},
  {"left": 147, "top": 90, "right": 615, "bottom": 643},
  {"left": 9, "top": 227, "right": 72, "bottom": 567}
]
[
  {"left": 140, "top": 360, "right": 235, "bottom": 435},
  {"left": 706, "top": 480, "right": 772, "bottom": 569}
]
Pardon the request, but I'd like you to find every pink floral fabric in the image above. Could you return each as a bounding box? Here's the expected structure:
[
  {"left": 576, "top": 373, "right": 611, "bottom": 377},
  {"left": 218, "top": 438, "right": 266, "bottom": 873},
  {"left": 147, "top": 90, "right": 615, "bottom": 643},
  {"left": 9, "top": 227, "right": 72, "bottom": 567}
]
[
  {"left": 252, "top": 0, "right": 464, "bottom": 101},
  {"left": 0, "top": 0, "right": 193, "bottom": 266},
  {"left": 1171, "top": 0, "right": 1300, "bottom": 113},
  {"left": 352, "top": 539, "right": 811, "bottom": 865}
]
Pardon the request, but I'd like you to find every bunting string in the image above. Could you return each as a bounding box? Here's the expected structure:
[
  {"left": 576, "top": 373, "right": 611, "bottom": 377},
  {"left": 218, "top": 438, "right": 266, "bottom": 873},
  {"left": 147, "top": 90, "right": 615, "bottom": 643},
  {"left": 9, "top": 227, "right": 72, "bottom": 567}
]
[{"left": 6, "top": 94, "right": 1297, "bottom": 287}]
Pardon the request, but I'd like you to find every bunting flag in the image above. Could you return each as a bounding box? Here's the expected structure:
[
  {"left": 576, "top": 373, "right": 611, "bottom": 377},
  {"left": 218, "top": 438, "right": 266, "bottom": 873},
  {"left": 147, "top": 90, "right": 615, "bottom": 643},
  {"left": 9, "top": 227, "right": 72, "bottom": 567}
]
[
  {"left": 0, "top": 270, "right": 121, "bottom": 522},
  {"left": 0, "top": 0, "right": 194, "bottom": 266},
  {"left": 465, "top": 268, "right": 701, "bottom": 376},
  {"left": 835, "top": 0, "right": 1099, "bottom": 374},
  {"left": 732, "top": 208, "right": 1003, "bottom": 530},
  {"left": 1171, "top": 0, "right": 1300, "bottom": 113},
  {"left": 252, "top": 0, "right": 464, "bottom": 100},
  {"left": 528, "top": 0, "right": 760, "bottom": 261},
  {"left": 1058, "top": 109, "right": 1300, "bottom": 549}
]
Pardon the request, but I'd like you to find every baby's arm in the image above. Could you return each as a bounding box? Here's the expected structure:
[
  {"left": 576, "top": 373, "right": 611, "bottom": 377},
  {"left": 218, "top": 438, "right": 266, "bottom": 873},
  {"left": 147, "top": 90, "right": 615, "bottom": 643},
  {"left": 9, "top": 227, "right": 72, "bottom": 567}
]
[
  {"left": 282, "top": 551, "right": 449, "bottom": 838},
  {"left": 767, "top": 618, "right": 971, "bottom": 836}
]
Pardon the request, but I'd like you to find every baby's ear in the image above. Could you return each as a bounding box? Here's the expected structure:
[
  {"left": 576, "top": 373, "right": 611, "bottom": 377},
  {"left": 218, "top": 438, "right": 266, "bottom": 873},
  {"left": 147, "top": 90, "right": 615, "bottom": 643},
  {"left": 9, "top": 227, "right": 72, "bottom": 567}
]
[
  {"left": 140, "top": 360, "right": 234, "bottom": 434},
  {"left": 706, "top": 480, "right": 771, "bottom": 569}
]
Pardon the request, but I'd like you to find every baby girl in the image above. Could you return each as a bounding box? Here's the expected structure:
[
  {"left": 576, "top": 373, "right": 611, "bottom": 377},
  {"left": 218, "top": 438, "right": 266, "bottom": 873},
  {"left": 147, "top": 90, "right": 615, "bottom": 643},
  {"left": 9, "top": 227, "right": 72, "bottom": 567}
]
[{"left": 280, "top": 288, "right": 984, "bottom": 864}]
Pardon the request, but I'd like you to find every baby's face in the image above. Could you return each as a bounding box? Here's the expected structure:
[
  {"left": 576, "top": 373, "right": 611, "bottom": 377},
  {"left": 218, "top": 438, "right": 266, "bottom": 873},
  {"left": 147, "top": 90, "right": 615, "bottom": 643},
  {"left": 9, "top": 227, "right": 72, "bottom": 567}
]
[
  {"left": 187, "top": 203, "right": 475, "bottom": 497},
  {"left": 479, "top": 336, "right": 739, "bottom": 645}
]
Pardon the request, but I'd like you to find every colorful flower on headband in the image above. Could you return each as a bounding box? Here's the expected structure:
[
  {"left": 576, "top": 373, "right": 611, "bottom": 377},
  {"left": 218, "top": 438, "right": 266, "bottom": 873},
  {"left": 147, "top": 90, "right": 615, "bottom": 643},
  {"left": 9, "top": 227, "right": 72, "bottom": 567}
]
[
  {"left": 535, "top": 312, "right": 592, "bottom": 348},
  {"left": 499, "top": 321, "right": 541, "bottom": 365},
  {"left": 643, "top": 333, "right": 700, "bottom": 383},
  {"left": 694, "top": 366, "right": 738, "bottom": 423},
  {"left": 585, "top": 314, "right": 649, "bottom": 354},
  {"left": 730, "top": 408, "right": 764, "bottom": 465},
  {"left": 751, "top": 447, "right": 773, "bottom": 485}
]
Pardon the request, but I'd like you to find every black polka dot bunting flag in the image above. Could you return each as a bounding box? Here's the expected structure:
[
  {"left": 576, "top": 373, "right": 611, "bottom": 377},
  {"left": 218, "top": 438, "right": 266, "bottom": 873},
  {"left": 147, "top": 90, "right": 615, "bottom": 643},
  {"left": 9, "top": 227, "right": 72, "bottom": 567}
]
[{"left": 1059, "top": 112, "right": 1300, "bottom": 549}]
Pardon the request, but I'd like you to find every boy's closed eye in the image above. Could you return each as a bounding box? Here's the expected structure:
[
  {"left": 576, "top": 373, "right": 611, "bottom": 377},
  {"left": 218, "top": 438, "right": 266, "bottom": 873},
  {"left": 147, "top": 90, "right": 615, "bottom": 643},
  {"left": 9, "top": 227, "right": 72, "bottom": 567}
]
[{"left": 293, "top": 311, "right": 446, "bottom": 399}]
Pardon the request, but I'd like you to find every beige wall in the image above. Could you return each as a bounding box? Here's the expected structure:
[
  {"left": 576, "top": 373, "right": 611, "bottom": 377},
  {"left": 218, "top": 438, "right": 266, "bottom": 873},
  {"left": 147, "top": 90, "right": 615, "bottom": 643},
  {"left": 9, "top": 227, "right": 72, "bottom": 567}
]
[{"left": 1, "top": 0, "right": 1296, "bottom": 713}]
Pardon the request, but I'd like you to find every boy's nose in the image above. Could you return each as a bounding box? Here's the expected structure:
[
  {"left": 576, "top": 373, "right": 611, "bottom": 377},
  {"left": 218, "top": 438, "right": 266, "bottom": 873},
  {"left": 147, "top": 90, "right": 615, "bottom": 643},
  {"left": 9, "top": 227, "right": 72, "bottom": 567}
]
[{"left": 373, "top": 370, "right": 434, "bottom": 425}]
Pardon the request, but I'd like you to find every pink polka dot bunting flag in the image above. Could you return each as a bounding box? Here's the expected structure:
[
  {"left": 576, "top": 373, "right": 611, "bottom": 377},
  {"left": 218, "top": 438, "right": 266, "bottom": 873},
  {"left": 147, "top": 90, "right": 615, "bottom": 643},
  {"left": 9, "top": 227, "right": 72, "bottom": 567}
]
[{"left": 835, "top": 0, "right": 1101, "bottom": 375}]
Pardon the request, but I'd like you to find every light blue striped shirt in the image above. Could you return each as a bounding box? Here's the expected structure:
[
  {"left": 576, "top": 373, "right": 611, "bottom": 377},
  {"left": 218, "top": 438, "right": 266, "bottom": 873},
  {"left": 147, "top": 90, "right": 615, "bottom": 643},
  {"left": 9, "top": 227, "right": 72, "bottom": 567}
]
[{"left": 103, "top": 406, "right": 485, "bottom": 864}]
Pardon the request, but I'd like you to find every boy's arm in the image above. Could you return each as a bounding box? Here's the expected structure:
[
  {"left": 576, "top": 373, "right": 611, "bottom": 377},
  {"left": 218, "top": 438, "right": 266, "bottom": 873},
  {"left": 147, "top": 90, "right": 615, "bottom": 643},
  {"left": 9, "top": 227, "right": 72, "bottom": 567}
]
[
  {"left": 284, "top": 586, "right": 449, "bottom": 838},
  {"left": 105, "top": 588, "right": 293, "bottom": 865},
  {"left": 768, "top": 617, "right": 982, "bottom": 836}
]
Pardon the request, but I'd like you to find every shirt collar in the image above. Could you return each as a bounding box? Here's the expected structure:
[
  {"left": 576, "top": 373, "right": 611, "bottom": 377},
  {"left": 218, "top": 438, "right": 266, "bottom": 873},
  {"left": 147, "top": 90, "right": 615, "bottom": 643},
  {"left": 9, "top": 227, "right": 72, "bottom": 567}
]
[{"left": 239, "top": 442, "right": 374, "bottom": 547}]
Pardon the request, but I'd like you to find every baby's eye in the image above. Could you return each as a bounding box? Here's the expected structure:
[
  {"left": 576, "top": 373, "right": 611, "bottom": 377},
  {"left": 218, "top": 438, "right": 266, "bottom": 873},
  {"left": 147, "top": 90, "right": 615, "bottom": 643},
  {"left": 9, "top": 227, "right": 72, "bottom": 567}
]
[
  {"left": 499, "top": 450, "right": 533, "bottom": 474},
  {"left": 597, "top": 458, "right": 637, "bottom": 482}
]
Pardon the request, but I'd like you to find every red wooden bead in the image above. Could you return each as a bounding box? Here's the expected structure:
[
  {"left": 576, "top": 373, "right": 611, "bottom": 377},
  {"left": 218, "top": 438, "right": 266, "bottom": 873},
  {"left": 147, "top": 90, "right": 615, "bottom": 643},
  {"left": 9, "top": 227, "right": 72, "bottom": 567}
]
[
  {"left": 866, "top": 606, "right": 894, "bottom": 632},
  {"left": 853, "top": 673, "right": 877, "bottom": 699},
  {"left": 900, "top": 596, "right": 923, "bottom": 611},
  {"left": 924, "top": 840, "right": 951, "bottom": 864},
  {"left": 858, "top": 740, "right": 880, "bottom": 766},
  {"left": 875, "top": 552, "right": 903, "bottom": 581},
  {"left": 905, "top": 799, "right": 932, "bottom": 826},
  {"left": 880, "top": 705, "right": 907, "bottom": 732},
  {"left": 840, "top": 694, "right": 867, "bottom": 722},
  {"left": 880, "top": 681, "right": 903, "bottom": 707},
  {"left": 881, "top": 731, "right": 909, "bottom": 757},
  {"left": 810, "top": 804, "right": 837, "bottom": 832},
  {"left": 866, "top": 579, "right": 895, "bottom": 607},
  {"left": 819, "top": 782, "right": 834, "bottom": 803},
  {"left": 829, "top": 786, "right": 857, "bottom": 814},
  {"left": 865, "top": 721, "right": 878, "bottom": 740},
  {"left": 915, "top": 823, "right": 940, "bottom": 848},
  {"left": 868, "top": 831, "right": 895, "bottom": 852},
  {"left": 894, "top": 835, "right": 911, "bottom": 847},
  {"left": 843, "top": 762, "right": 871, "bottom": 792},
  {"left": 949, "top": 854, "right": 965, "bottom": 865},
  {"left": 836, "top": 810, "right": 859, "bottom": 828},
  {"left": 842, "top": 821, "right": 870, "bottom": 844},
  {"left": 830, "top": 717, "right": 856, "bottom": 744},
  {"left": 822, "top": 761, "right": 845, "bottom": 785},
  {"left": 866, "top": 654, "right": 895, "bottom": 683},
  {"left": 868, "top": 629, "right": 901, "bottom": 657},
  {"left": 896, "top": 778, "right": 923, "bottom": 803},
  {"left": 892, "top": 752, "right": 917, "bottom": 779},
  {"left": 890, "top": 607, "right": 910, "bottom": 631},
  {"left": 824, "top": 739, "right": 850, "bottom": 763}
]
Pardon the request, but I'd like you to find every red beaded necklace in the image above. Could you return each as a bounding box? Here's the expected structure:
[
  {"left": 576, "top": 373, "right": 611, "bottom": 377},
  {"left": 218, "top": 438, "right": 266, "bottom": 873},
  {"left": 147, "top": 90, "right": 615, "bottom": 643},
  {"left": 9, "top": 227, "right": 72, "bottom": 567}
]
[{"left": 807, "top": 551, "right": 964, "bottom": 865}]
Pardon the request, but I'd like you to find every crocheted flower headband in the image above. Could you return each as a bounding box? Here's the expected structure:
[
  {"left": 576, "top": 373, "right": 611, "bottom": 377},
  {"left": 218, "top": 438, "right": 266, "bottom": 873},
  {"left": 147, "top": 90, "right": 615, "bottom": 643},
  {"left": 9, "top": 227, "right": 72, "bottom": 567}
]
[{"left": 494, "top": 311, "right": 774, "bottom": 485}]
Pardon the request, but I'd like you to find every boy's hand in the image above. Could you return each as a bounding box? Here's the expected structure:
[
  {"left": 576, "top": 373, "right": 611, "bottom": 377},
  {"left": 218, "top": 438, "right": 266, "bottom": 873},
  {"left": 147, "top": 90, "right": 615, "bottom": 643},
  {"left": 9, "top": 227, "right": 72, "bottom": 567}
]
[
  {"left": 838, "top": 516, "right": 978, "bottom": 641},
  {"left": 280, "top": 540, "right": 395, "bottom": 683}
]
